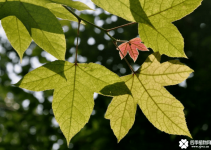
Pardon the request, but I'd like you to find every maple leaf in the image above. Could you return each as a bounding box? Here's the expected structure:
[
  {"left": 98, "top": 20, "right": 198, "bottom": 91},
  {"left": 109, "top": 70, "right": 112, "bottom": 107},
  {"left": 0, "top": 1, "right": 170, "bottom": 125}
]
[
  {"left": 91, "top": 0, "right": 202, "bottom": 58},
  {"left": 0, "top": 0, "right": 91, "bottom": 61},
  {"left": 15, "top": 61, "right": 130, "bottom": 144},
  {"left": 118, "top": 37, "right": 148, "bottom": 62},
  {"left": 105, "top": 53, "right": 193, "bottom": 142},
  {"left": 0, "top": 0, "right": 66, "bottom": 60}
]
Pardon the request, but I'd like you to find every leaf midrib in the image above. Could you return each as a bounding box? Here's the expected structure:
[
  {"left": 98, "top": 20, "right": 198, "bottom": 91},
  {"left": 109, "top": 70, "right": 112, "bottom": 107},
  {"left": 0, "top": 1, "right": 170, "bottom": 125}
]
[
  {"left": 118, "top": 75, "right": 134, "bottom": 141},
  {"left": 20, "top": 2, "right": 62, "bottom": 59},
  {"left": 68, "top": 64, "right": 77, "bottom": 141},
  {"left": 134, "top": 73, "right": 190, "bottom": 136},
  {"left": 148, "top": 0, "right": 186, "bottom": 19},
  {"left": 140, "top": 71, "right": 192, "bottom": 76},
  {"left": 20, "top": 64, "right": 74, "bottom": 85}
]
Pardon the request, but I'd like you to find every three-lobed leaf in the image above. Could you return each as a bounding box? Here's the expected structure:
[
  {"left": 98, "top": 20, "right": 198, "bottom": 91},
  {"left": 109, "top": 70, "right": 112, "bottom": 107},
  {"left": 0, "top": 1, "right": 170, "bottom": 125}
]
[
  {"left": 118, "top": 37, "right": 148, "bottom": 62},
  {"left": 15, "top": 61, "right": 130, "bottom": 144},
  {"left": 105, "top": 53, "right": 193, "bottom": 142},
  {"left": 91, "top": 0, "right": 202, "bottom": 58}
]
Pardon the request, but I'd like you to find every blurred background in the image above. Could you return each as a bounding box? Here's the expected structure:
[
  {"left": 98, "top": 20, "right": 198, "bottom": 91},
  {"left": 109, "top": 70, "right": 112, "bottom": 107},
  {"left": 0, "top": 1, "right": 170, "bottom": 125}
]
[{"left": 0, "top": 0, "right": 210, "bottom": 149}]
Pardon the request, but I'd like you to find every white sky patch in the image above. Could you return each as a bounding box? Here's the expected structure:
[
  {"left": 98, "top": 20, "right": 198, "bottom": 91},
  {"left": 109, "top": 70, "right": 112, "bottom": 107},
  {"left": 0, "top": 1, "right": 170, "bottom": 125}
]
[
  {"left": 33, "top": 91, "right": 44, "bottom": 103},
  {"left": 93, "top": 92, "right": 98, "bottom": 100},
  {"left": 48, "top": 96, "right": 53, "bottom": 103},
  {"left": 93, "top": 8, "right": 103, "bottom": 16},
  {"left": 36, "top": 104, "right": 44, "bottom": 115},
  {"left": 52, "top": 143, "right": 60, "bottom": 150},
  {"left": 30, "top": 56, "right": 44, "bottom": 69},
  {"left": 87, "top": 37, "right": 96, "bottom": 45},
  {"left": 6, "top": 62, "right": 22, "bottom": 84},
  {"left": 14, "top": 64, "right": 22, "bottom": 74},
  {"left": 132, "top": 64, "right": 140, "bottom": 71},
  {"left": 0, "top": 21, "right": 8, "bottom": 42},
  {"left": 22, "top": 99, "right": 30, "bottom": 110},
  {"left": 73, "top": 0, "right": 96, "bottom": 14},
  {"left": 179, "top": 80, "right": 187, "bottom": 88},
  {"left": 51, "top": 117, "right": 59, "bottom": 127},
  {"left": 74, "top": 37, "right": 81, "bottom": 45},
  {"left": 41, "top": 51, "right": 57, "bottom": 61},
  {"left": 97, "top": 44, "right": 104, "bottom": 51},
  {"left": 77, "top": 55, "right": 87, "bottom": 63}
]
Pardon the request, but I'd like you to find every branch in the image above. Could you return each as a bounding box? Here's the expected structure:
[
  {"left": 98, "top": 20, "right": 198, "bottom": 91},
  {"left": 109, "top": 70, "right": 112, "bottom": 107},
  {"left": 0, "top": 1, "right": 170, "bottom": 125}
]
[
  {"left": 113, "top": 41, "right": 135, "bottom": 74},
  {"left": 63, "top": 5, "right": 116, "bottom": 41},
  {"left": 106, "top": 22, "right": 137, "bottom": 32}
]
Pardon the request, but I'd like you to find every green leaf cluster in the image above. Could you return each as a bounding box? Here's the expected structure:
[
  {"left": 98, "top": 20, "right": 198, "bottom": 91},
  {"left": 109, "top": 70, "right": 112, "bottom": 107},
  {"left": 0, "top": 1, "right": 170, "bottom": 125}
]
[
  {"left": 105, "top": 53, "right": 193, "bottom": 141},
  {"left": 15, "top": 61, "right": 130, "bottom": 143},
  {"left": 0, "top": 0, "right": 91, "bottom": 60},
  {"left": 92, "top": 0, "right": 202, "bottom": 57},
  {"left": 0, "top": 0, "right": 203, "bottom": 146}
]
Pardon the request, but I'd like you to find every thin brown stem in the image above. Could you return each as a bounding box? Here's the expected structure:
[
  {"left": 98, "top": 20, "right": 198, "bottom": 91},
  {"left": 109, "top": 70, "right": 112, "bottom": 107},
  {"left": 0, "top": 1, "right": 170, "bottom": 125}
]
[
  {"left": 117, "top": 40, "right": 129, "bottom": 43},
  {"left": 63, "top": 5, "right": 116, "bottom": 41},
  {"left": 107, "top": 22, "right": 137, "bottom": 32},
  {"left": 75, "top": 19, "right": 81, "bottom": 64},
  {"left": 113, "top": 41, "right": 135, "bottom": 73}
]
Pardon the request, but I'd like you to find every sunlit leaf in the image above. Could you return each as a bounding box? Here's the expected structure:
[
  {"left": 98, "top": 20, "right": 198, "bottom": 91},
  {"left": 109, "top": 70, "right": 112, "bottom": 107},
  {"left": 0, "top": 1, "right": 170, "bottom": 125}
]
[
  {"left": 91, "top": 0, "right": 202, "bottom": 58},
  {"left": 50, "top": 0, "right": 93, "bottom": 11},
  {"left": 91, "top": 0, "right": 152, "bottom": 26},
  {"left": 0, "top": 1, "right": 65, "bottom": 60},
  {"left": 1, "top": 16, "right": 31, "bottom": 62},
  {"left": 46, "top": 3, "right": 78, "bottom": 22},
  {"left": 105, "top": 53, "right": 193, "bottom": 142},
  {"left": 15, "top": 61, "right": 130, "bottom": 144}
]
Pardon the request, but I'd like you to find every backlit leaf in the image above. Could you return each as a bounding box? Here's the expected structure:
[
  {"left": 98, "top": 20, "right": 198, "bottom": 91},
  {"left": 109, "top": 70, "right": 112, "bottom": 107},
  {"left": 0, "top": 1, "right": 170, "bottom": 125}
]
[
  {"left": 1, "top": 16, "right": 31, "bottom": 62},
  {"left": 138, "top": 15, "right": 186, "bottom": 57},
  {"left": 91, "top": 0, "right": 202, "bottom": 58},
  {"left": 0, "top": 1, "right": 66, "bottom": 60},
  {"left": 105, "top": 53, "right": 193, "bottom": 142},
  {"left": 118, "top": 37, "right": 148, "bottom": 62},
  {"left": 50, "top": 0, "right": 93, "bottom": 11},
  {"left": 46, "top": 3, "right": 79, "bottom": 22},
  {"left": 91, "top": 0, "right": 152, "bottom": 26},
  {"left": 15, "top": 61, "right": 130, "bottom": 144}
]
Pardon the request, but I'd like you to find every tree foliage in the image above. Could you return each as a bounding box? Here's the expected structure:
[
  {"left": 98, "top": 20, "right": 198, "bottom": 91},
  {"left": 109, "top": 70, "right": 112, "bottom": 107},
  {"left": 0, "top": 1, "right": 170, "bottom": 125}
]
[{"left": 0, "top": 0, "right": 205, "bottom": 148}]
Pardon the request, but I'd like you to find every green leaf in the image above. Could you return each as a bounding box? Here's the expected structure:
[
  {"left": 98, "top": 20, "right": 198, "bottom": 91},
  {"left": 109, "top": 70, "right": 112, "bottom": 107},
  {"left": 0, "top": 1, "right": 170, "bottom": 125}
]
[
  {"left": 46, "top": 3, "right": 79, "bottom": 22},
  {"left": 1, "top": 16, "right": 32, "bottom": 62},
  {"left": 15, "top": 61, "right": 130, "bottom": 144},
  {"left": 0, "top": 1, "right": 66, "bottom": 60},
  {"left": 105, "top": 53, "right": 193, "bottom": 142},
  {"left": 140, "top": 0, "right": 202, "bottom": 23},
  {"left": 91, "top": 0, "right": 202, "bottom": 58},
  {"left": 91, "top": 0, "right": 152, "bottom": 26},
  {"left": 50, "top": 0, "right": 93, "bottom": 11},
  {"left": 138, "top": 17, "right": 186, "bottom": 57}
]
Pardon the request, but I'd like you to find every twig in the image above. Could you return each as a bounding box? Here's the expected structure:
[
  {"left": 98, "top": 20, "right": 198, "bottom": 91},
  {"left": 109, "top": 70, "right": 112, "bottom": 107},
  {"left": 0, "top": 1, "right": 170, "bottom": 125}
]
[
  {"left": 113, "top": 41, "right": 135, "bottom": 73},
  {"left": 106, "top": 22, "right": 137, "bottom": 32},
  {"left": 63, "top": 5, "right": 116, "bottom": 41}
]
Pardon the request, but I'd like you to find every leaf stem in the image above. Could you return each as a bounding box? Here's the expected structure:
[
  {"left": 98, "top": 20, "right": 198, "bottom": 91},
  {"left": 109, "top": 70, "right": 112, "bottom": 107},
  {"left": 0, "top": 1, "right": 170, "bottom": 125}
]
[
  {"left": 106, "top": 22, "right": 137, "bottom": 32},
  {"left": 113, "top": 41, "right": 135, "bottom": 73},
  {"left": 75, "top": 19, "right": 81, "bottom": 64},
  {"left": 64, "top": 5, "right": 135, "bottom": 73},
  {"left": 63, "top": 6, "right": 116, "bottom": 41}
]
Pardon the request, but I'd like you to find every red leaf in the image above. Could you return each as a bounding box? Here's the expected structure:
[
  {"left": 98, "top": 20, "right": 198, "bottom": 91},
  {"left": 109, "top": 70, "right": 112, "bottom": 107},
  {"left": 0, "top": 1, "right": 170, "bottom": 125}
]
[{"left": 118, "top": 37, "right": 148, "bottom": 62}]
